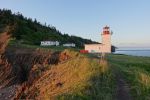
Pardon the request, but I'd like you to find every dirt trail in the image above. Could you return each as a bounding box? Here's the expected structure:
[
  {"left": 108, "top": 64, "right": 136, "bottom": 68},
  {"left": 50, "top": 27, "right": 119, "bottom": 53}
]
[
  {"left": 100, "top": 56, "right": 132, "bottom": 100},
  {"left": 113, "top": 68, "right": 132, "bottom": 100}
]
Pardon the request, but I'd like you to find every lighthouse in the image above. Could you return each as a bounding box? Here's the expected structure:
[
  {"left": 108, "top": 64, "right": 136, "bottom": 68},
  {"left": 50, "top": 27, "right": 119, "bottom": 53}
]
[
  {"left": 84, "top": 26, "right": 113, "bottom": 53},
  {"left": 101, "top": 26, "right": 111, "bottom": 53}
]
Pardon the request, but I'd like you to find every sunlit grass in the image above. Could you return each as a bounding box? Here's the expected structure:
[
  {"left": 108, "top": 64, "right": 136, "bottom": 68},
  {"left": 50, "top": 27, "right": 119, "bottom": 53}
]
[
  {"left": 52, "top": 51, "right": 116, "bottom": 100},
  {"left": 12, "top": 48, "right": 116, "bottom": 100},
  {"left": 17, "top": 49, "right": 115, "bottom": 100},
  {"left": 138, "top": 72, "right": 150, "bottom": 88}
]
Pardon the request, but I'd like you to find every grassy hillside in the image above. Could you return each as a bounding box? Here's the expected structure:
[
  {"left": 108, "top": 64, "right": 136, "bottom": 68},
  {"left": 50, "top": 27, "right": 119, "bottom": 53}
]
[
  {"left": 0, "top": 31, "right": 116, "bottom": 100},
  {"left": 1, "top": 36, "right": 150, "bottom": 100},
  {"left": 0, "top": 9, "right": 97, "bottom": 48},
  {"left": 13, "top": 50, "right": 115, "bottom": 100}
]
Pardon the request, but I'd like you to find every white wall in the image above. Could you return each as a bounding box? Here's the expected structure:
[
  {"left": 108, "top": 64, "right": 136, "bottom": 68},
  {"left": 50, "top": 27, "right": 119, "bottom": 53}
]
[
  {"left": 101, "top": 34, "right": 111, "bottom": 53},
  {"left": 84, "top": 33, "right": 111, "bottom": 53},
  {"left": 41, "top": 41, "right": 59, "bottom": 46},
  {"left": 85, "top": 44, "right": 102, "bottom": 53},
  {"left": 63, "top": 43, "right": 76, "bottom": 47}
]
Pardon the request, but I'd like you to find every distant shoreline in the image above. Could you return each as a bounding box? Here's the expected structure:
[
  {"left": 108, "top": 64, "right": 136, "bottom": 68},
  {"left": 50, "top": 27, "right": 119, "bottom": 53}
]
[
  {"left": 114, "top": 53, "right": 150, "bottom": 57},
  {"left": 115, "top": 50, "right": 150, "bottom": 57},
  {"left": 116, "top": 49, "right": 150, "bottom": 51}
]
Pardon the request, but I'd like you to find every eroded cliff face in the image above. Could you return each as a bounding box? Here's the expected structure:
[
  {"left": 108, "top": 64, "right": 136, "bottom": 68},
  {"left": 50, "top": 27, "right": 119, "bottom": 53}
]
[
  {"left": 0, "top": 32, "right": 11, "bottom": 54},
  {"left": 0, "top": 32, "right": 76, "bottom": 99},
  {"left": 2, "top": 48, "right": 58, "bottom": 85},
  {"left": 0, "top": 32, "right": 11, "bottom": 88},
  {"left": 13, "top": 49, "right": 81, "bottom": 100}
]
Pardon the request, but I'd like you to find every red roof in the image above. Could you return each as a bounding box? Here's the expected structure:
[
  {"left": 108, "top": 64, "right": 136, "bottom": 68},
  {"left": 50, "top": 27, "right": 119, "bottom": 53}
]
[{"left": 103, "top": 26, "right": 109, "bottom": 29}]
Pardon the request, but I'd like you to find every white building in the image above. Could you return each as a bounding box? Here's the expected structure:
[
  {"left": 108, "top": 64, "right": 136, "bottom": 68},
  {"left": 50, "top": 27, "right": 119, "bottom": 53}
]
[
  {"left": 85, "top": 26, "right": 112, "bottom": 53},
  {"left": 41, "top": 41, "right": 59, "bottom": 46},
  {"left": 63, "top": 43, "right": 76, "bottom": 47}
]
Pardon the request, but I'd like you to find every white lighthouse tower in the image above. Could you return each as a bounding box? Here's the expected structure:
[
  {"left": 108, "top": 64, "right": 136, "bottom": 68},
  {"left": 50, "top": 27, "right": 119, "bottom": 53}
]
[
  {"left": 101, "top": 26, "right": 111, "bottom": 53},
  {"left": 84, "top": 26, "right": 112, "bottom": 53}
]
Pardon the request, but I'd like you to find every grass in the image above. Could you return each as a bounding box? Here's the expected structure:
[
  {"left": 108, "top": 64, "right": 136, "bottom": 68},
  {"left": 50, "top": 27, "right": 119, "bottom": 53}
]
[
  {"left": 8, "top": 39, "right": 81, "bottom": 52},
  {"left": 108, "top": 54, "right": 150, "bottom": 100},
  {"left": 55, "top": 53, "right": 116, "bottom": 100},
  {"left": 18, "top": 49, "right": 116, "bottom": 100},
  {"left": 9, "top": 39, "right": 150, "bottom": 100}
]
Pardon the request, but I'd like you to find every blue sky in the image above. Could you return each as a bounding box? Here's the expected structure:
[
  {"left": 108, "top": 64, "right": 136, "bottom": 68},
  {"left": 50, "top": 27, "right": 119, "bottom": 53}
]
[{"left": 0, "top": 0, "right": 150, "bottom": 47}]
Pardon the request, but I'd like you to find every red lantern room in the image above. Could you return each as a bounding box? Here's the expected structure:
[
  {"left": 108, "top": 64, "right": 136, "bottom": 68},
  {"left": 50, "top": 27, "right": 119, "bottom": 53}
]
[{"left": 103, "top": 26, "right": 110, "bottom": 35}]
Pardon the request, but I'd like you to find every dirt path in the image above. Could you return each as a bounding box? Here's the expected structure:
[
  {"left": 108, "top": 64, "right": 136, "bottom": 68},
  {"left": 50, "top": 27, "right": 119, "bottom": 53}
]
[
  {"left": 115, "top": 73, "right": 132, "bottom": 100},
  {"left": 100, "top": 56, "right": 132, "bottom": 100},
  {"left": 113, "top": 68, "right": 132, "bottom": 100}
]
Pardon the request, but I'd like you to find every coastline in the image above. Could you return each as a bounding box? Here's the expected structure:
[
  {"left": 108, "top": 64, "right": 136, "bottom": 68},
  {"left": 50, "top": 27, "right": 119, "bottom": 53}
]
[{"left": 114, "top": 50, "right": 150, "bottom": 57}]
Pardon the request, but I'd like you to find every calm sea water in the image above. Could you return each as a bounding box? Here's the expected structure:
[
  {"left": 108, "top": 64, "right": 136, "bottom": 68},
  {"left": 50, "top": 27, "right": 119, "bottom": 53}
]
[{"left": 114, "top": 48, "right": 150, "bottom": 57}]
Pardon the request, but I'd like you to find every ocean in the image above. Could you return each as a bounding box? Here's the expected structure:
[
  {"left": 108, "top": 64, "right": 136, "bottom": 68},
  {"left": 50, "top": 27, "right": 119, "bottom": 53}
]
[{"left": 114, "top": 47, "right": 150, "bottom": 57}]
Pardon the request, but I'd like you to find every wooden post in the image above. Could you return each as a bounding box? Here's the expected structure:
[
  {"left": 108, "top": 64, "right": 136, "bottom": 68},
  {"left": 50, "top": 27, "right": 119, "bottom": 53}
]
[{"left": 100, "top": 52, "right": 105, "bottom": 64}]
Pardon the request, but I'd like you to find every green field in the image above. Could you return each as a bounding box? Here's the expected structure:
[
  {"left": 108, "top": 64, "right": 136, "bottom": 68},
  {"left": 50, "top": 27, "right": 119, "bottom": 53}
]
[
  {"left": 108, "top": 54, "right": 150, "bottom": 100},
  {"left": 8, "top": 39, "right": 81, "bottom": 52},
  {"left": 57, "top": 53, "right": 150, "bottom": 100}
]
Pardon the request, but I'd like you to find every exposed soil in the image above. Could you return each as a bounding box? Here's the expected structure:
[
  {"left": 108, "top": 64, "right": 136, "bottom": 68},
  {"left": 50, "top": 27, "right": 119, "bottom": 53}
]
[
  {"left": 0, "top": 32, "right": 10, "bottom": 54},
  {"left": 13, "top": 50, "right": 79, "bottom": 100},
  {"left": 0, "top": 49, "right": 72, "bottom": 99},
  {"left": 113, "top": 68, "right": 132, "bottom": 100},
  {"left": 0, "top": 85, "right": 18, "bottom": 100},
  {"left": 0, "top": 32, "right": 17, "bottom": 100},
  {"left": 0, "top": 32, "right": 74, "bottom": 99}
]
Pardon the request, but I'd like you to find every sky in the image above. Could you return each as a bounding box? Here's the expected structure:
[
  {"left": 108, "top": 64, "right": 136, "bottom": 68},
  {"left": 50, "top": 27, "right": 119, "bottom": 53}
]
[{"left": 0, "top": 0, "right": 150, "bottom": 48}]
